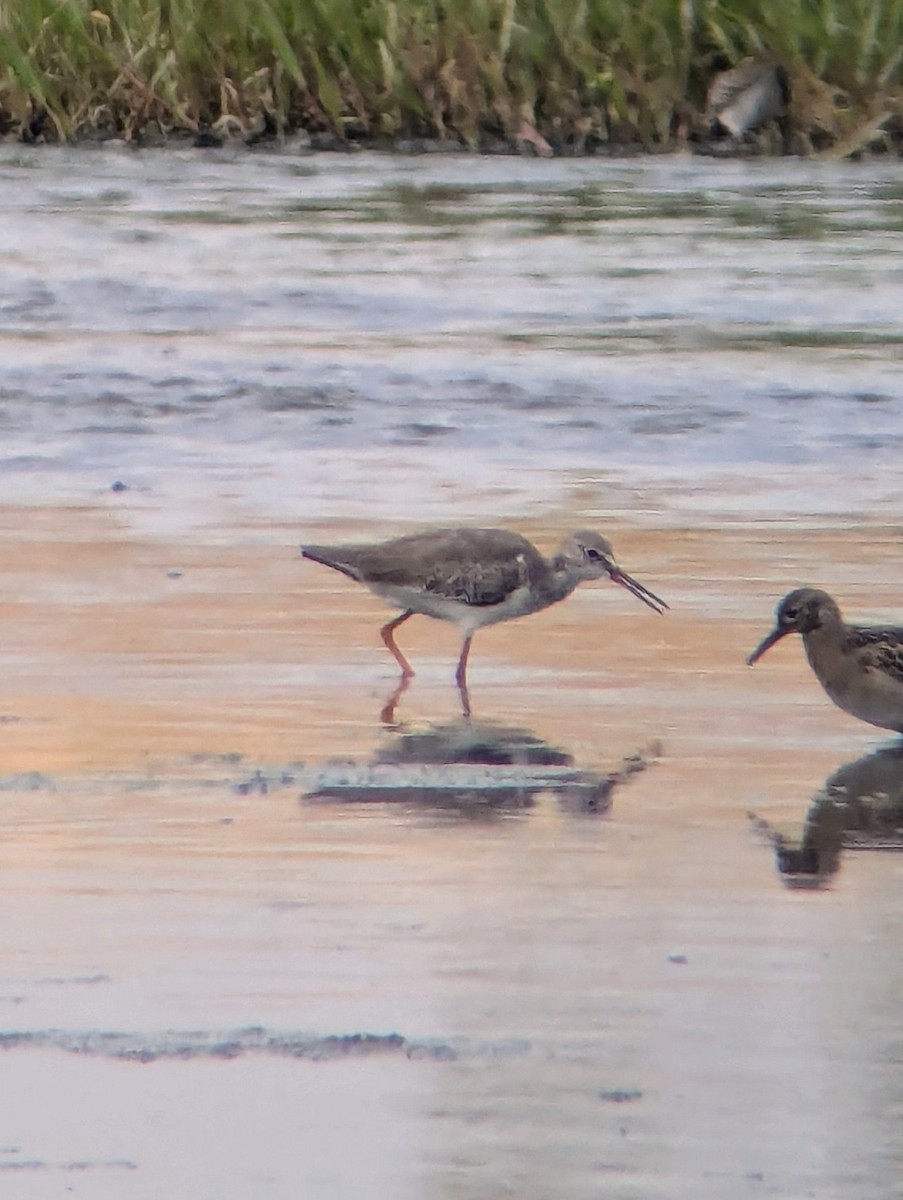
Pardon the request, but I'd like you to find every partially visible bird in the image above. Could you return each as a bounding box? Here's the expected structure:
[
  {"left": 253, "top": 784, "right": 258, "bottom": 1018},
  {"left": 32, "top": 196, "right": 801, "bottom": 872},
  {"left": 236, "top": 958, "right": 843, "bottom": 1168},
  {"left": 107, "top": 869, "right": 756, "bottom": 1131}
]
[
  {"left": 747, "top": 587, "right": 903, "bottom": 732},
  {"left": 301, "top": 527, "right": 668, "bottom": 691},
  {"left": 707, "top": 59, "right": 788, "bottom": 138}
]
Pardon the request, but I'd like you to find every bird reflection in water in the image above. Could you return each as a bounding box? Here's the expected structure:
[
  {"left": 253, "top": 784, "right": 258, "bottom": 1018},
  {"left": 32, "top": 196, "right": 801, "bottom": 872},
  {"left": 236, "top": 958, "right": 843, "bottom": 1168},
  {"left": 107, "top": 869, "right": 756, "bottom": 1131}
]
[
  {"left": 380, "top": 673, "right": 416, "bottom": 725},
  {"left": 379, "top": 673, "right": 472, "bottom": 724},
  {"left": 306, "top": 718, "right": 660, "bottom": 818},
  {"left": 750, "top": 744, "right": 903, "bottom": 888}
]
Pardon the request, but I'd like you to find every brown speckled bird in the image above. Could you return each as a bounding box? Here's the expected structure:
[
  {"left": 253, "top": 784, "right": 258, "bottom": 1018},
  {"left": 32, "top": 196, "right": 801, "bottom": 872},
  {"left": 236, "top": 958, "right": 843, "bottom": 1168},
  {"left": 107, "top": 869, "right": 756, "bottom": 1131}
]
[{"left": 748, "top": 587, "right": 903, "bottom": 732}]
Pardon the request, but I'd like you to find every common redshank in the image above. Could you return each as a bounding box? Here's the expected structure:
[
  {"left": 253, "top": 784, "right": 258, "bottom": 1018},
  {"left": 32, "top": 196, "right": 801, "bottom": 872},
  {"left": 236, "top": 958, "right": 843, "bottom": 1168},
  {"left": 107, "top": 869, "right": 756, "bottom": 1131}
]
[
  {"left": 747, "top": 588, "right": 903, "bottom": 732},
  {"left": 301, "top": 527, "right": 668, "bottom": 691}
]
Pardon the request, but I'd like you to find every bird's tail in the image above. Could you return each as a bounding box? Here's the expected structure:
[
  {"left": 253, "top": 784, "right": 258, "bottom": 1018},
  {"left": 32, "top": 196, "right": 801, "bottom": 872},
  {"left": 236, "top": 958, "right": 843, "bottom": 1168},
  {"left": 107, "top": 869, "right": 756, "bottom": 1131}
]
[{"left": 300, "top": 545, "right": 361, "bottom": 582}]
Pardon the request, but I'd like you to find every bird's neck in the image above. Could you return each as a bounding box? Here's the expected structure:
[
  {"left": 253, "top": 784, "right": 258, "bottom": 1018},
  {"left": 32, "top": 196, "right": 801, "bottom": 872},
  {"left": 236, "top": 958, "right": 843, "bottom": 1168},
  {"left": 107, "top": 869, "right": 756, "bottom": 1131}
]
[
  {"left": 543, "top": 556, "right": 582, "bottom": 606},
  {"left": 802, "top": 614, "right": 847, "bottom": 678}
]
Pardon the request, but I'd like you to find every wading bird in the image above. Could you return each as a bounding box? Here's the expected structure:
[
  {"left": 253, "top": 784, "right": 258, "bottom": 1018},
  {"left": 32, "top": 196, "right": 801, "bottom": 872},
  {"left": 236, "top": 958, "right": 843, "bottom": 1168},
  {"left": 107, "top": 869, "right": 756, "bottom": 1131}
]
[
  {"left": 301, "top": 527, "right": 668, "bottom": 699},
  {"left": 747, "top": 587, "right": 903, "bottom": 733}
]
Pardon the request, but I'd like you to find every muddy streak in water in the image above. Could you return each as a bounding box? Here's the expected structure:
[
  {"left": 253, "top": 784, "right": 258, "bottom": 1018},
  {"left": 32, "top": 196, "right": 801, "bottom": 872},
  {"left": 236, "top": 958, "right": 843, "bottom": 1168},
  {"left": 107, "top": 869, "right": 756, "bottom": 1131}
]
[{"left": 1, "top": 148, "right": 903, "bottom": 1197}]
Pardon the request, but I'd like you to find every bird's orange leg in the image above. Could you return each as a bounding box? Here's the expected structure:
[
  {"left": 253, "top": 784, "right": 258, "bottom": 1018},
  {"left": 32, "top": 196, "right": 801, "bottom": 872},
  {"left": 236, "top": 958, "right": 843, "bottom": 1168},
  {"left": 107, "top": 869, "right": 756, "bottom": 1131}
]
[
  {"left": 455, "top": 635, "right": 473, "bottom": 689},
  {"left": 455, "top": 635, "right": 473, "bottom": 718},
  {"left": 380, "top": 611, "right": 415, "bottom": 677}
]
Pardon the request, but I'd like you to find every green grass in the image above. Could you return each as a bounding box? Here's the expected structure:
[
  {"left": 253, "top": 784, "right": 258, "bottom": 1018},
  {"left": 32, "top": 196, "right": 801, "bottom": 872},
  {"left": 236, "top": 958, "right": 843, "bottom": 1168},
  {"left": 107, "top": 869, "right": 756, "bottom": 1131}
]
[{"left": 0, "top": 0, "right": 901, "bottom": 148}]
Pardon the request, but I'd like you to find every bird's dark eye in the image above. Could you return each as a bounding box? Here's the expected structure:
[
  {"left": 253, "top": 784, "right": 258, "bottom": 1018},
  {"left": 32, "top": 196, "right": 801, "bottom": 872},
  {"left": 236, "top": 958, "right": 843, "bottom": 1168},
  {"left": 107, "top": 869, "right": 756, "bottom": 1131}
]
[
  {"left": 585, "top": 547, "right": 601, "bottom": 560},
  {"left": 784, "top": 607, "right": 799, "bottom": 621}
]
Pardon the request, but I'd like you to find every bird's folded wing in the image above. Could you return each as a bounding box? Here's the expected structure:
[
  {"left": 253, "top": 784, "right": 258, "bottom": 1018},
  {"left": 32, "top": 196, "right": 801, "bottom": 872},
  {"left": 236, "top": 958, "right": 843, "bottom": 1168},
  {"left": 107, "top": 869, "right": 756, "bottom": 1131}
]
[
  {"left": 358, "top": 532, "right": 537, "bottom": 608},
  {"left": 849, "top": 627, "right": 903, "bottom": 684},
  {"left": 366, "top": 552, "right": 529, "bottom": 607}
]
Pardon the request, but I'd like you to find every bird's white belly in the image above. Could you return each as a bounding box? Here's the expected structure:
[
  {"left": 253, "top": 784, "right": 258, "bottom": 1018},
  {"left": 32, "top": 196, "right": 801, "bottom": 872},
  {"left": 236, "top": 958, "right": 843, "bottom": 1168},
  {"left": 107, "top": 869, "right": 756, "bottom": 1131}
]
[{"left": 369, "top": 583, "right": 539, "bottom": 634}]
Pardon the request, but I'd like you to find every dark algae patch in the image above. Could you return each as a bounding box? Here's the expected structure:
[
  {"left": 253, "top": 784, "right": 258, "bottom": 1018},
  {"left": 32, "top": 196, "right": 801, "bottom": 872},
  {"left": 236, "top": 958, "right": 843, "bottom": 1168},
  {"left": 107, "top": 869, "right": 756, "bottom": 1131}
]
[{"left": 0, "top": 1027, "right": 530, "bottom": 1065}]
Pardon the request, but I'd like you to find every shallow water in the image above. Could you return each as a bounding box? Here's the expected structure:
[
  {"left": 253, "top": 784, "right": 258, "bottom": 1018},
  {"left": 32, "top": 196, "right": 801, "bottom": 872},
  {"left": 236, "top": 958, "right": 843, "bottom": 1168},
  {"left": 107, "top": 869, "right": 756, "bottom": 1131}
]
[{"left": 1, "top": 145, "right": 903, "bottom": 1197}]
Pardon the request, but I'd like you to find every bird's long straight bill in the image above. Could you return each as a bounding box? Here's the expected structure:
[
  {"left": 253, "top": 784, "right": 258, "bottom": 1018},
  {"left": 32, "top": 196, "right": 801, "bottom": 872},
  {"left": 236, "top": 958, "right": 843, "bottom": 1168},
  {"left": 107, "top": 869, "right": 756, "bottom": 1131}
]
[
  {"left": 746, "top": 627, "right": 787, "bottom": 666},
  {"left": 609, "top": 568, "right": 669, "bottom": 615}
]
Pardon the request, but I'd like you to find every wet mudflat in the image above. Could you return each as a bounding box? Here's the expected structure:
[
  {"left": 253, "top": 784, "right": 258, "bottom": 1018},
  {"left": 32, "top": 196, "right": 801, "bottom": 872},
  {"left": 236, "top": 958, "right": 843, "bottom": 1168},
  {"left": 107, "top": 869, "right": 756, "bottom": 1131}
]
[{"left": 1, "top": 147, "right": 903, "bottom": 1197}]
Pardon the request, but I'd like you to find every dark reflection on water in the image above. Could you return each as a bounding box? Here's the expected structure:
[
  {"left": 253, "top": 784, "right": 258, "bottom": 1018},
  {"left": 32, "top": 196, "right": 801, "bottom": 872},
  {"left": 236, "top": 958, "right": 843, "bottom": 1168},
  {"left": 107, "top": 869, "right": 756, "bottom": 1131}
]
[
  {"left": 305, "top": 718, "right": 659, "bottom": 817},
  {"left": 752, "top": 743, "right": 903, "bottom": 888},
  {"left": 830, "top": 746, "right": 903, "bottom": 847}
]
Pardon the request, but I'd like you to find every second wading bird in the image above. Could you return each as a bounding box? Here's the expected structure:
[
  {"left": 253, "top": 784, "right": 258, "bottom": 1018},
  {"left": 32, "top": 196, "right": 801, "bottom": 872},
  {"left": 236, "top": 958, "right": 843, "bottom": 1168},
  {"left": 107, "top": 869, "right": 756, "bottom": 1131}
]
[
  {"left": 301, "top": 527, "right": 668, "bottom": 696},
  {"left": 747, "top": 587, "right": 903, "bottom": 733}
]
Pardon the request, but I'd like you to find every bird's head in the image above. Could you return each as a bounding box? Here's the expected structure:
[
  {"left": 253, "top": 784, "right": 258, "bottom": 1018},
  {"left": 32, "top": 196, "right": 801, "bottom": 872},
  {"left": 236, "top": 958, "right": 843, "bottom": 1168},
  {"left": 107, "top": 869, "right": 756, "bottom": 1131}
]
[
  {"left": 747, "top": 588, "right": 840, "bottom": 665},
  {"left": 560, "top": 531, "right": 668, "bottom": 614}
]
